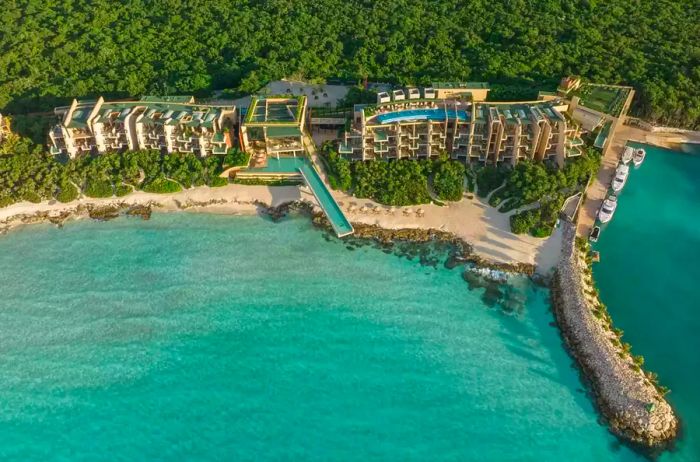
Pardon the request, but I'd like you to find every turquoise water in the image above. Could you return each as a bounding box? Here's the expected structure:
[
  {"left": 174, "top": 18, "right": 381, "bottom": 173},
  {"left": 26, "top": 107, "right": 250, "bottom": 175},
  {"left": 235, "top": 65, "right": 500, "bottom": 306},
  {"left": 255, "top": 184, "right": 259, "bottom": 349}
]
[
  {"left": 0, "top": 213, "right": 650, "bottom": 461},
  {"left": 298, "top": 163, "right": 354, "bottom": 236},
  {"left": 247, "top": 156, "right": 306, "bottom": 173},
  {"left": 594, "top": 142, "right": 700, "bottom": 461},
  {"left": 375, "top": 108, "right": 468, "bottom": 124}
]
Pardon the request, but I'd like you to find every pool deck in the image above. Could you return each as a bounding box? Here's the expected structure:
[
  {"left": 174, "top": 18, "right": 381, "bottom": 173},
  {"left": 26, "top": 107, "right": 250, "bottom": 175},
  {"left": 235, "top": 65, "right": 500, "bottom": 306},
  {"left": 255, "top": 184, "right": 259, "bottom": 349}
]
[{"left": 242, "top": 154, "right": 354, "bottom": 237}]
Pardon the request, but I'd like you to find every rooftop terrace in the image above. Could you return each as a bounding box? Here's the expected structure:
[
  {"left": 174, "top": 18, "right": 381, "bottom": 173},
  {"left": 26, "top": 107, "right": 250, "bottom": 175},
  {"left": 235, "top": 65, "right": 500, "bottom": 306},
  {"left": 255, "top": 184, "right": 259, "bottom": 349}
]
[
  {"left": 569, "top": 84, "right": 631, "bottom": 118},
  {"left": 61, "top": 97, "right": 233, "bottom": 130},
  {"left": 244, "top": 96, "right": 306, "bottom": 125},
  {"left": 432, "top": 81, "right": 490, "bottom": 89}
]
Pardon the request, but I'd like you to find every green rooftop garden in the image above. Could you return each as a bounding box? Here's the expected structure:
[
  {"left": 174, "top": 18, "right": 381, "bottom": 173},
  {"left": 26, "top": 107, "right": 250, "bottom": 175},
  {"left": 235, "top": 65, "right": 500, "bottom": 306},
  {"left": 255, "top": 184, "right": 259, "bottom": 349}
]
[
  {"left": 571, "top": 84, "right": 630, "bottom": 118},
  {"left": 244, "top": 95, "right": 306, "bottom": 125}
]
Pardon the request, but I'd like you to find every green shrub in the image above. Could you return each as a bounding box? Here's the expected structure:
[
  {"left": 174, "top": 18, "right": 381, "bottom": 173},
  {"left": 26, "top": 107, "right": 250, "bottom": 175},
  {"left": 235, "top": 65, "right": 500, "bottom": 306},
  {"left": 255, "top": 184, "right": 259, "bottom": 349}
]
[
  {"left": 142, "top": 177, "right": 182, "bottom": 193},
  {"left": 23, "top": 191, "right": 42, "bottom": 203},
  {"left": 510, "top": 209, "right": 539, "bottom": 234},
  {"left": 85, "top": 179, "right": 113, "bottom": 198},
  {"left": 223, "top": 148, "right": 250, "bottom": 167},
  {"left": 0, "top": 195, "right": 15, "bottom": 208},
  {"left": 115, "top": 184, "right": 132, "bottom": 197},
  {"left": 322, "top": 144, "right": 352, "bottom": 191},
  {"left": 352, "top": 159, "right": 431, "bottom": 206},
  {"left": 476, "top": 165, "right": 508, "bottom": 197},
  {"left": 56, "top": 181, "right": 79, "bottom": 203},
  {"left": 432, "top": 159, "right": 465, "bottom": 201},
  {"left": 531, "top": 226, "right": 553, "bottom": 238},
  {"left": 208, "top": 176, "right": 228, "bottom": 187}
]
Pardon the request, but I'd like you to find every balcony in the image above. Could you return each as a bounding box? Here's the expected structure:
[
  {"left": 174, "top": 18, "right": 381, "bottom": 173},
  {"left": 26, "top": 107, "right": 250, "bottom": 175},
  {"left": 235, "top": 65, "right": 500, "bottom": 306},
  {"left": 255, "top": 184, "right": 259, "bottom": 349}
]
[
  {"left": 567, "top": 137, "right": 584, "bottom": 147},
  {"left": 339, "top": 142, "right": 354, "bottom": 154},
  {"left": 375, "top": 143, "right": 389, "bottom": 153}
]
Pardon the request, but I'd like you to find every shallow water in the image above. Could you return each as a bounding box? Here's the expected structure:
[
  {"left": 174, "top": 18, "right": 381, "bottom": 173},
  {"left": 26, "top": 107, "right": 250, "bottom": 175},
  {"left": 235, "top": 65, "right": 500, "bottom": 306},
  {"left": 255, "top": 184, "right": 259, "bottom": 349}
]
[
  {"left": 594, "top": 142, "right": 700, "bottom": 461},
  {"left": 0, "top": 212, "right": 649, "bottom": 461}
]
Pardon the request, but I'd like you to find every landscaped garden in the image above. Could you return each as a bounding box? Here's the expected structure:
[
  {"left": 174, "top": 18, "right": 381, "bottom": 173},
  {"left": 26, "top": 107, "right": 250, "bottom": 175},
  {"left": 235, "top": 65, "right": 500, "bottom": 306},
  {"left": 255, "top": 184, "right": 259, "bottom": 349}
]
[
  {"left": 321, "top": 143, "right": 466, "bottom": 206},
  {"left": 572, "top": 84, "right": 630, "bottom": 117}
]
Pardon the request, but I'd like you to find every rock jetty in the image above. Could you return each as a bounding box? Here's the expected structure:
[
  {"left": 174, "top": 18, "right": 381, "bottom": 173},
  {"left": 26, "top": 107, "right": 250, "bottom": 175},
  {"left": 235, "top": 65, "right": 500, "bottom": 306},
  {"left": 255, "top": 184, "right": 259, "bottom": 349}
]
[{"left": 552, "top": 220, "right": 678, "bottom": 448}]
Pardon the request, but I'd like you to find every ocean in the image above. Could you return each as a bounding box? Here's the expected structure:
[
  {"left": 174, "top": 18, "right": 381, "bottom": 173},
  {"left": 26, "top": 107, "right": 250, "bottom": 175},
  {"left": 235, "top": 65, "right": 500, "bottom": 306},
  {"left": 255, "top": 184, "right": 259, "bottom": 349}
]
[
  {"left": 593, "top": 142, "right": 700, "bottom": 461},
  {"left": 0, "top": 172, "right": 695, "bottom": 460}
]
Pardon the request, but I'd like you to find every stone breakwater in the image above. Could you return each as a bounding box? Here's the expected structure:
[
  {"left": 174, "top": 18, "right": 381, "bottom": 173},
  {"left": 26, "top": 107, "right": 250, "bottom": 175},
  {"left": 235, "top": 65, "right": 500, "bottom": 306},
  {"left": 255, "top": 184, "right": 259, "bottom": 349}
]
[{"left": 552, "top": 220, "right": 678, "bottom": 448}]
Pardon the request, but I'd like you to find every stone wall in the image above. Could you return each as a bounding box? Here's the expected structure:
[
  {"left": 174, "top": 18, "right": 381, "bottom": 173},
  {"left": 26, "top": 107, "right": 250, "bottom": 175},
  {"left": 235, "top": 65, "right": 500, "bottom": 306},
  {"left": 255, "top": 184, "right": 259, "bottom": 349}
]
[{"left": 552, "top": 220, "right": 678, "bottom": 448}]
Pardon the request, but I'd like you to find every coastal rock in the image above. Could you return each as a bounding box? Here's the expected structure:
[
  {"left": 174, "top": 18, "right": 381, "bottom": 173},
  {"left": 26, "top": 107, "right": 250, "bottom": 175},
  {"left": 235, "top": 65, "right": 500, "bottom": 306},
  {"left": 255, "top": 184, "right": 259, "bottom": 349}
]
[
  {"left": 310, "top": 212, "right": 545, "bottom": 281},
  {"left": 126, "top": 204, "right": 152, "bottom": 220},
  {"left": 260, "top": 200, "right": 314, "bottom": 221},
  {"left": 87, "top": 204, "right": 123, "bottom": 221}
]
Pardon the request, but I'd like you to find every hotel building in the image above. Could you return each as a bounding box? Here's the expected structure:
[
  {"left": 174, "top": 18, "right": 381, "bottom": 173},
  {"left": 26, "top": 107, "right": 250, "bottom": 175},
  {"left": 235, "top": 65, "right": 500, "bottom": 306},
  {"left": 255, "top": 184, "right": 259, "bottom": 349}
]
[
  {"left": 339, "top": 83, "right": 583, "bottom": 167},
  {"left": 240, "top": 96, "right": 307, "bottom": 168},
  {"left": 50, "top": 96, "right": 235, "bottom": 158}
]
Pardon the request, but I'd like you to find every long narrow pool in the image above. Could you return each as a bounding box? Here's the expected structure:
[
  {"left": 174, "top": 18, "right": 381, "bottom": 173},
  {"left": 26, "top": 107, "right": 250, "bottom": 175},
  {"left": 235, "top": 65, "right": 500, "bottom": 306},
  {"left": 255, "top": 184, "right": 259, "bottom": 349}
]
[
  {"left": 375, "top": 108, "right": 468, "bottom": 124},
  {"left": 298, "top": 163, "right": 354, "bottom": 237}
]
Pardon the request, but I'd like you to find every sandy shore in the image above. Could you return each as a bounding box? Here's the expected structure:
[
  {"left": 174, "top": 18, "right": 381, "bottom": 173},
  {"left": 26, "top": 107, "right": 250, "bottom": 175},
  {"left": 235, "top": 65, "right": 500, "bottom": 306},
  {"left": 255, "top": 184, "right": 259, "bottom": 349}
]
[
  {"left": 0, "top": 182, "right": 562, "bottom": 274},
  {"left": 0, "top": 184, "right": 304, "bottom": 221},
  {"left": 329, "top": 190, "right": 562, "bottom": 273}
]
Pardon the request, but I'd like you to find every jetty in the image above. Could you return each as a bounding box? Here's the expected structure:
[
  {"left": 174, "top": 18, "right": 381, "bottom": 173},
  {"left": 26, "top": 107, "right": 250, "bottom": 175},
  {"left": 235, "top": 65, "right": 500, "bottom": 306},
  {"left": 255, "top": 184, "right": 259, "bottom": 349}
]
[{"left": 552, "top": 220, "right": 678, "bottom": 447}]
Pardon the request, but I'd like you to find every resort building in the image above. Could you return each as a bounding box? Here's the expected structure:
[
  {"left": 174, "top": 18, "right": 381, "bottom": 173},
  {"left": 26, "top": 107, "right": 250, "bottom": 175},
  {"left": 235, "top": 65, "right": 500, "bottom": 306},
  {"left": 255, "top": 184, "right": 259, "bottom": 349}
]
[
  {"left": 240, "top": 96, "right": 307, "bottom": 168},
  {"left": 50, "top": 96, "right": 235, "bottom": 158},
  {"left": 340, "top": 85, "right": 583, "bottom": 167}
]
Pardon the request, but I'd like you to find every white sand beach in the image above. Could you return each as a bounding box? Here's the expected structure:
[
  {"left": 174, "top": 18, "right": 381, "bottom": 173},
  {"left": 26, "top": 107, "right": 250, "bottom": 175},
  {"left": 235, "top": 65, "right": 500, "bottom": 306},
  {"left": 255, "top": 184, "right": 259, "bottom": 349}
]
[
  {"left": 0, "top": 182, "right": 562, "bottom": 273},
  {"left": 327, "top": 189, "right": 562, "bottom": 273}
]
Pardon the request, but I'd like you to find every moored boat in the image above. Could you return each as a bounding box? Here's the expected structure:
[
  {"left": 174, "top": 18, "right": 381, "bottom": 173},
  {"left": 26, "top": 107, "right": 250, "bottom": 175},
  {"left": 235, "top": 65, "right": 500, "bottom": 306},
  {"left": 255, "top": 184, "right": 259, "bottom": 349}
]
[
  {"left": 633, "top": 148, "right": 646, "bottom": 167},
  {"left": 611, "top": 164, "right": 629, "bottom": 192},
  {"left": 589, "top": 226, "right": 601, "bottom": 242},
  {"left": 598, "top": 195, "right": 617, "bottom": 223},
  {"left": 621, "top": 146, "right": 634, "bottom": 164}
]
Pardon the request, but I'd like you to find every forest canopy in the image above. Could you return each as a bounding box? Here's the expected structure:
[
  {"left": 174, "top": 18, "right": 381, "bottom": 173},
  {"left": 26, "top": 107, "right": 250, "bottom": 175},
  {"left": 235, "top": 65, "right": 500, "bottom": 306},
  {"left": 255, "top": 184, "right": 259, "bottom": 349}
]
[{"left": 1, "top": 0, "right": 698, "bottom": 128}]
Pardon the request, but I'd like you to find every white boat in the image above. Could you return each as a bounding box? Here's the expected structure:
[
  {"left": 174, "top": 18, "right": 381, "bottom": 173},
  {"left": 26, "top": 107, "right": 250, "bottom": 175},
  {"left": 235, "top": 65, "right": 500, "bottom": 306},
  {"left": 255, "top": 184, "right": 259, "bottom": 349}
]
[
  {"left": 633, "top": 148, "right": 646, "bottom": 167},
  {"left": 589, "top": 226, "right": 601, "bottom": 243},
  {"left": 598, "top": 195, "right": 618, "bottom": 223},
  {"left": 611, "top": 164, "right": 629, "bottom": 192},
  {"left": 621, "top": 146, "right": 634, "bottom": 164}
]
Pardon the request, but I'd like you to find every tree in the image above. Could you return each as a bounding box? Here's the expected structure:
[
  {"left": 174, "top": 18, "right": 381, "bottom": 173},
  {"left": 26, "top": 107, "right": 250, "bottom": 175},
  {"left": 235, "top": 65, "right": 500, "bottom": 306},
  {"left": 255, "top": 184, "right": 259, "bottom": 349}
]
[{"left": 432, "top": 158, "right": 465, "bottom": 201}]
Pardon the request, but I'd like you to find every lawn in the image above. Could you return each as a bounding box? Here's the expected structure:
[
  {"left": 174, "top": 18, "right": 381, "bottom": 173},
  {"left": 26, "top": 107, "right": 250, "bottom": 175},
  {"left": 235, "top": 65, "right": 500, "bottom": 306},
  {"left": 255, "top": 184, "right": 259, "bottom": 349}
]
[{"left": 574, "top": 84, "right": 630, "bottom": 117}]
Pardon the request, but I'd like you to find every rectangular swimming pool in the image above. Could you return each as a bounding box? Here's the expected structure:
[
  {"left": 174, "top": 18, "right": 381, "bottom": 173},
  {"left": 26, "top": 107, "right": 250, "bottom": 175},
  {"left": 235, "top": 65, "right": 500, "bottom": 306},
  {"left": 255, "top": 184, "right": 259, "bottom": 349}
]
[{"left": 375, "top": 108, "right": 468, "bottom": 124}]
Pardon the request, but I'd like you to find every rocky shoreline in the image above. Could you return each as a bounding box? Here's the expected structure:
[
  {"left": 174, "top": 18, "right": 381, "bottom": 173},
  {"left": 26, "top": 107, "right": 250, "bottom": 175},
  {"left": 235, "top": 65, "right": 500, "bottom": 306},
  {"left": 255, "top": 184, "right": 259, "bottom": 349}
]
[
  {"left": 0, "top": 201, "right": 161, "bottom": 234},
  {"left": 0, "top": 198, "right": 261, "bottom": 235},
  {"left": 310, "top": 212, "right": 536, "bottom": 276},
  {"left": 1, "top": 198, "right": 538, "bottom": 278},
  {"left": 551, "top": 220, "right": 678, "bottom": 449}
]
